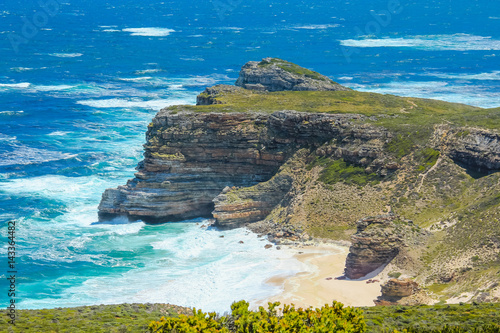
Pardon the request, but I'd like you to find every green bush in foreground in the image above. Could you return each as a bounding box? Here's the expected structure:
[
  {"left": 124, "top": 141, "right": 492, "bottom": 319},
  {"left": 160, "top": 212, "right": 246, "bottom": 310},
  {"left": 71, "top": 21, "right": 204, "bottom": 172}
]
[{"left": 148, "top": 300, "right": 366, "bottom": 333}]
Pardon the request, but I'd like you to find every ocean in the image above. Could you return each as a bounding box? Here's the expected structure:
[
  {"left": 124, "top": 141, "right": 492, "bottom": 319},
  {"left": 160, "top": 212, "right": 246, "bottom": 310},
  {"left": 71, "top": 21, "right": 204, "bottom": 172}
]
[{"left": 0, "top": 0, "right": 498, "bottom": 312}]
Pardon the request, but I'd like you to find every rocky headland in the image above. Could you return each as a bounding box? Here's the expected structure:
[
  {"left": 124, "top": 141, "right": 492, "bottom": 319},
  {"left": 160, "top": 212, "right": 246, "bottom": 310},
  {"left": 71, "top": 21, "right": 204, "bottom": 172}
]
[{"left": 99, "top": 58, "right": 500, "bottom": 304}]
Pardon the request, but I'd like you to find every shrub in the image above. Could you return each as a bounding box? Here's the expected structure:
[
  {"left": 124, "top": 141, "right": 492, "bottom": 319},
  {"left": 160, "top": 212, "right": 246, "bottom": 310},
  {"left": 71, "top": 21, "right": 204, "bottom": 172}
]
[
  {"left": 388, "top": 272, "right": 402, "bottom": 279},
  {"left": 149, "top": 300, "right": 367, "bottom": 333},
  {"left": 312, "top": 158, "right": 380, "bottom": 187},
  {"left": 149, "top": 309, "right": 228, "bottom": 333}
]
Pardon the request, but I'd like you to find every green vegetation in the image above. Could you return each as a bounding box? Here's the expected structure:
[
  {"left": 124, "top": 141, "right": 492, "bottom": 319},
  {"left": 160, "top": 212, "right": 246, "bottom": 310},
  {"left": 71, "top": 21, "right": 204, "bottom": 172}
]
[
  {"left": 388, "top": 272, "right": 402, "bottom": 279},
  {"left": 0, "top": 303, "right": 191, "bottom": 333},
  {"left": 168, "top": 89, "right": 499, "bottom": 142},
  {"left": 363, "top": 303, "right": 500, "bottom": 332},
  {"left": 151, "top": 152, "right": 186, "bottom": 161},
  {"left": 149, "top": 300, "right": 366, "bottom": 333},
  {"left": 387, "top": 135, "right": 415, "bottom": 159},
  {"left": 258, "top": 58, "right": 332, "bottom": 82},
  {"left": 3, "top": 302, "right": 500, "bottom": 332},
  {"left": 310, "top": 157, "right": 380, "bottom": 186},
  {"left": 415, "top": 148, "right": 440, "bottom": 171}
]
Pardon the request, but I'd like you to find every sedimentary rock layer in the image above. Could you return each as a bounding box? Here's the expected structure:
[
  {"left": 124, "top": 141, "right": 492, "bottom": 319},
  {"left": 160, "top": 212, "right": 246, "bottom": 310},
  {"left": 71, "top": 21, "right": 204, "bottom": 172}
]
[
  {"left": 437, "top": 127, "right": 500, "bottom": 171},
  {"left": 344, "top": 214, "right": 404, "bottom": 279},
  {"left": 98, "top": 109, "right": 387, "bottom": 223}
]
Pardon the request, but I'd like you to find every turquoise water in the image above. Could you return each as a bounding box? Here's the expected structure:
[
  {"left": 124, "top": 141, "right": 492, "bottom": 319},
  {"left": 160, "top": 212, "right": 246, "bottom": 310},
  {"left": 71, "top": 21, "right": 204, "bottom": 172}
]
[{"left": 0, "top": 0, "right": 498, "bottom": 312}]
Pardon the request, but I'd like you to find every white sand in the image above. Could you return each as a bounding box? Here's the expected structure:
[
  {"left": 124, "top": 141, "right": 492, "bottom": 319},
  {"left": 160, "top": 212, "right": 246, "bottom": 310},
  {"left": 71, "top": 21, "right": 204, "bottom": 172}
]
[{"left": 254, "top": 244, "right": 383, "bottom": 309}]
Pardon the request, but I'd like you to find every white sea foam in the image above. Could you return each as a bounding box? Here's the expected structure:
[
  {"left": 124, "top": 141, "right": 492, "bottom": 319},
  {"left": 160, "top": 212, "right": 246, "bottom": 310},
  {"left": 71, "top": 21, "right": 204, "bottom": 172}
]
[
  {"left": 118, "top": 77, "right": 154, "bottom": 82},
  {"left": 0, "top": 146, "right": 77, "bottom": 166},
  {"left": 34, "top": 84, "right": 76, "bottom": 91},
  {"left": 135, "top": 69, "right": 161, "bottom": 75},
  {"left": 180, "top": 74, "right": 231, "bottom": 87},
  {"left": 10, "top": 67, "right": 34, "bottom": 72},
  {"left": 349, "top": 80, "right": 500, "bottom": 109},
  {"left": 76, "top": 97, "right": 192, "bottom": 110},
  {"left": 0, "top": 82, "right": 31, "bottom": 88},
  {"left": 0, "top": 134, "right": 16, "bottom": 141},
  {"left": 340, "top": 34, "right": 500, "bottom": 51},
  {"left": 295, "top": 24, "right": 340, "bottom": 29},
  {"left": 180, "top": 57, "right": 205, "bottom": 61},
  {"left": 0, "top": 111, "right": 24, "bottom": 116},
  {"left": 26, "top": 223, "right": 307, "bottom": 312},
  {"left": 102, "top": 29, "right": 120, "bottom": 32},
  {"left": 48, "top": 53, "right": 84, "bottom": 58},
  {"left": 123, "top": 27, "right": 175, "bottom": 37},
  {"left": 217, "top": 27, "right": 243, "bottom": 30},
  {"left": 47, "top": 131, "right": 70, "bottom": 136},
  {"left": 425, "top": 70, "right": 500, "bottom": 81},
  {"left": 95, "top": 221, "right": 146, "bottom": 236}
]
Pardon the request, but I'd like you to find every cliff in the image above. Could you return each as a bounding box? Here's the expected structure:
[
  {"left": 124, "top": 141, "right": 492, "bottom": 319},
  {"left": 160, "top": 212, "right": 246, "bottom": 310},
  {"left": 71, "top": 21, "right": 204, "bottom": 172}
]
[
  {"left": 99, "top": 58, "right": 500, "bottom": 303},
  {"left": 98, "top": 109, "right": 391, "bottom": 225}
]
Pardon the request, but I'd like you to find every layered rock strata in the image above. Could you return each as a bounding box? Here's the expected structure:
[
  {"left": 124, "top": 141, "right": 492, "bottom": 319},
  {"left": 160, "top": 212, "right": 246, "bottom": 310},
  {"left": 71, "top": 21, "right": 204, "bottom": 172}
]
[
  {"left": 435, "top": 127, "right": 500, "bottom": 172},
  {"left": 212, "top": 174, "right": 293, "bottom": 229},
  {"left": 344, "top": 214, "right": 406, "bottom": 279},
  {"left": 235, "top": 57, "right": 350, "bottom": 92},
  {"left": 373, "top": 278, "right": 420, "bottom": 306},
  {"left": 98, "top": 110, "right": 390, "bottom": 223}
]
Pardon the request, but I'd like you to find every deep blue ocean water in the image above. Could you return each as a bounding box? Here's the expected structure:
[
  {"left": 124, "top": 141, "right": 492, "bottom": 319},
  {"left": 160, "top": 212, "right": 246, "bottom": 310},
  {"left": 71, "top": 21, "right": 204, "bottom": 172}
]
[{"left": 0, "top": 0, "right": 499, "bottom": 312}]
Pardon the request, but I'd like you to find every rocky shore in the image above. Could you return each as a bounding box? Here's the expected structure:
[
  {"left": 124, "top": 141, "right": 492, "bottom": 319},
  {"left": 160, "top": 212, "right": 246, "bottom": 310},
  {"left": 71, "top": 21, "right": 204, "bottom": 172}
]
[{"left": 98, "top": 58, "right": 500, "bottom": 304}]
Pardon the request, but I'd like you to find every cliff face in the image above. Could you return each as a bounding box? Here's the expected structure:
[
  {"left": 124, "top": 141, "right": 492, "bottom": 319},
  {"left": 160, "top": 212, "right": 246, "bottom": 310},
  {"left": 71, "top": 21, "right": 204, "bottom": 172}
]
[
  {"left": 435, "top": 127, "right": 500, "bottom": 172},
  {"left": 98, "top": 110, "right": 391, "bottom": 224},
  {"left": 98, "top": 111, "right": 280, "bottom": 222}
]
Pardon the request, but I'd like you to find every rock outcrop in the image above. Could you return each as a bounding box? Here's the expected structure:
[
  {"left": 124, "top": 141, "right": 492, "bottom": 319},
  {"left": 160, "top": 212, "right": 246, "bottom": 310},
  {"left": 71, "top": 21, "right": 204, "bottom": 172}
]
[
  {"left": 344, "top": 214, "right": 429, "bottom": 279},
  {"left": 373, "top": 278, "right": 420, "bottom": 305},
  {"left": 97, "top": 57, "right": 500, "bottom": 305},
  {"left": 344, "top": 214, "right": 403, "bottom": 279},
  {"left": 196, "top": 85, "right": 243, "bottom": 105},
  {"left": 235, "top": 57, "right": 350, "bottom": 92},
  {"left": 212, "top": 174, "right": 293, "bottom": 229},
  {"left": 435, "top": 127, "right": 500, "bottom": 172},
  {"left": 381, "top": 278, "right": 419, "bottom": 297}
]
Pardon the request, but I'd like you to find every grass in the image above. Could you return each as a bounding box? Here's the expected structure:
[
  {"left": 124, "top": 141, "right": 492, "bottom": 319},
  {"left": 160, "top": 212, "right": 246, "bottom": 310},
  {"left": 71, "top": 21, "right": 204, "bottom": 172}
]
[
  {"left": 168, "top": 89, "right": 498, "bottom": 137},
  {"left": 257, "top": 58, "right": 333, "bottom": 82},
  {"left": 0, "top": 303, "right": 191, "bottom": 333}
]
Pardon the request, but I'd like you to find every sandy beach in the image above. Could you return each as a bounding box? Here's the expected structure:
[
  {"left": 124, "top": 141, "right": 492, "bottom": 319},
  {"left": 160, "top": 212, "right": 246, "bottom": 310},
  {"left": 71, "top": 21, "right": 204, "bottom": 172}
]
[{"left": 254, "top": 244, "right": 383, "bottom": 309}]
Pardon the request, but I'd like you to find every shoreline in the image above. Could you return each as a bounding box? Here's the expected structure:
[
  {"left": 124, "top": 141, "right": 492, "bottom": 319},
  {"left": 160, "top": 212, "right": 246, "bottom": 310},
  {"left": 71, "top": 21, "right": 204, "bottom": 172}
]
[{"left": 252, "top": 243, "right": 383, "bottom": 309}]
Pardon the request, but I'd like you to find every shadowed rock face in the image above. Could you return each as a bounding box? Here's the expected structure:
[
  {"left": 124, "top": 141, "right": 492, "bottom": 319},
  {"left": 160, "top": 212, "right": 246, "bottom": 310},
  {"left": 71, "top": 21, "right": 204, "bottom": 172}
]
[
  {"left": 439, "top": 127, "right": 500, "bottom": 172},
  {"left": 344, "top": 214, "right": 403, "bottom": 279},
  {"left": 235, "top": 57, "right": 350, "bottom": 92}
]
